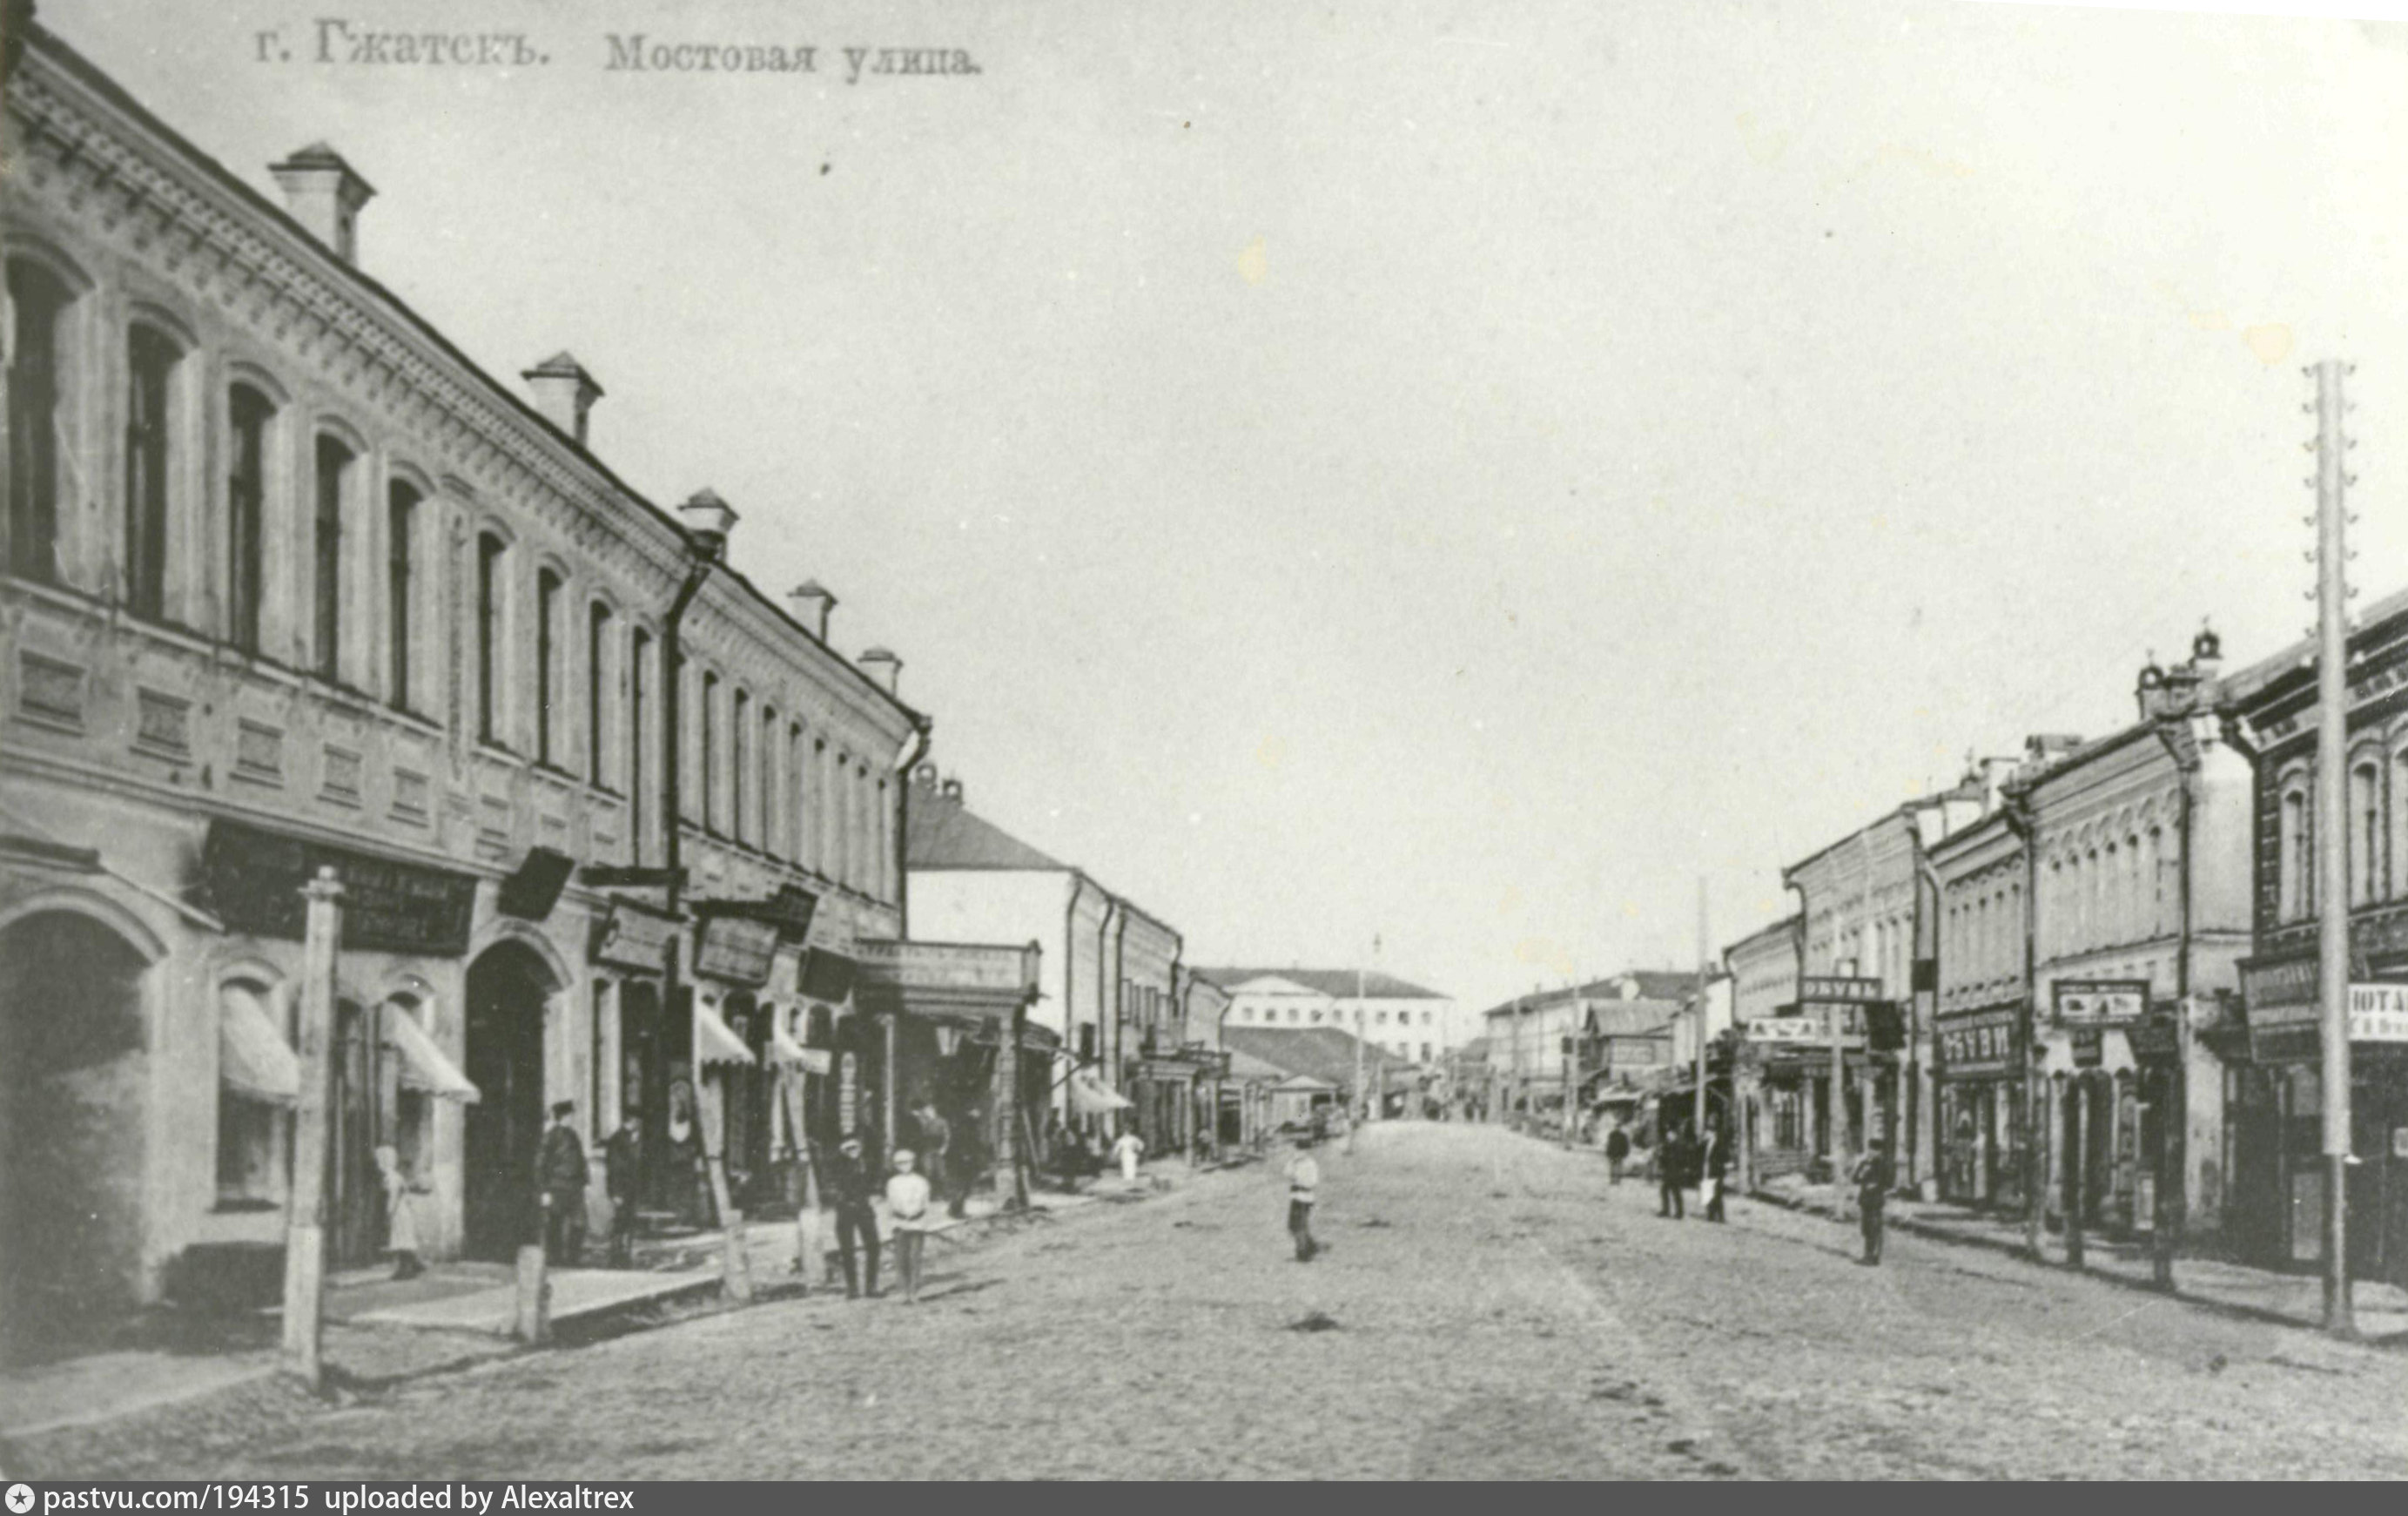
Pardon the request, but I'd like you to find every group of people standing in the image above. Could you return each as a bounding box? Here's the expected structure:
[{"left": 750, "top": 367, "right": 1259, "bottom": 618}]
[{"left": 1637, "top": 1121, "right": 1728, "bottom": 1223}]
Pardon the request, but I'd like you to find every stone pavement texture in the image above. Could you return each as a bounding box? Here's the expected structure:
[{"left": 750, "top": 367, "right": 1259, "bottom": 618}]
[{"left": 12, "top": 1122, "right": 2408, "bottom": 1479}]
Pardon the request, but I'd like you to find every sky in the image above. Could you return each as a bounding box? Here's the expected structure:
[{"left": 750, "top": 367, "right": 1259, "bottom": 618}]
[{"left": 40, "top": 0, "right": 2408, "bottom": 1014}]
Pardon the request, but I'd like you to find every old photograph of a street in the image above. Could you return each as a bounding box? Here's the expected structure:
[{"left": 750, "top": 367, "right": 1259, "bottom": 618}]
[{"left": 5, "top": 0, "right": 2408, "bottom": 1484}]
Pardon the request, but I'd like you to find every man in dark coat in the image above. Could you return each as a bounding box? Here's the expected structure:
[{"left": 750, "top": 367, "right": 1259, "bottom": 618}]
[
  {"left": 823, "top": 1133, "right": 883, "bottom": 1298},
  {"left": 1852, "top": 1137, "right": 1896, "bottom": 1265},
  {"left": 537, "top": 1100, "right": 590, "bottom": 1266},
  {"left": 602, "top": 1109, "right": 642, "bottom": 1267},
  {"left": 1604, "top": 1122, "right": 1631, "bottom": 1185},
  {"left": 1657, "top": 1125, "right": 1689, "bottom": 1220}
]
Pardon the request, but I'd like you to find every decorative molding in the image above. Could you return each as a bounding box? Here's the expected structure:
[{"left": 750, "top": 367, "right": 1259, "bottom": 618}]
[
  {"left": 133, "top": 685, "right": 191, "bottom": 756},
  {"left": 17, "top": 650, "right": 88, "bottom": 730},
  {"left": 233, "top": 718, "right": 283, "bottom": 784}
]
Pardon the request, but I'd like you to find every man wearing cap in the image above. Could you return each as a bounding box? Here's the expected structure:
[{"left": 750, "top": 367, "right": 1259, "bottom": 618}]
[
  {"left": 823, "top": 1133, "right": 883, "bottom": 1298},
  {"left": 603, "top": 1108, "right": 643, "bottom": 1268},
  {"left": 537, "top": 1100, "right": 590, "bottom": 1267}
]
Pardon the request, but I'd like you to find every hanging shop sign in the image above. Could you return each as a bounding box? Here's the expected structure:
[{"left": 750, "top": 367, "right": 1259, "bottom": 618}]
[
  {"left": 2053, "top": 979, "right": 2149, "bottom": 1027},
  {"left": 693, "top": 913, "right": 779, "bottom": 985},
  {"left": 2347, "top": 983, "right": 2408, "bottom": 1044},
  {"left": 801, "top": 948, "right": 859, "bottom": 1003},
  {"left": 202, "top": 818, "right": 476, "bottom": 956},
  {"left": 2069, "top": 1027, "right": 2104, "bottom": 1068},
  {"left": 1799, "top": 975, "right": 1885, "bottom": 1005},
  {"left": 2242, "top": 955, "right": 2323, "bottom": 1061},
  {"left": 1745, "top": 1016, "right": 1823, "bottom": 1043},
  {"left": 1936, "top": 1007, "right": 2017, "bottom": 1078},
  {"left": 590, "top": 899, "right": 681, "bottom": 973}
]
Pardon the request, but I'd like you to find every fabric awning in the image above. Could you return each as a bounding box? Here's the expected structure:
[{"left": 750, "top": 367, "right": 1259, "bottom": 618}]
[
  {"left": 1068, "top": 1068, "right": 1133, "bottom": 1115},
  {"left": 769, "top": 1023, "right": 814, "bottom": 1068},
  {"left": 219, "top": 984, "right": 299, "bottom": 1106},
  {"left": 386, "top": 1004, "right": 481, "bottom": 1103},
  {"left": 695, "top": 1001, "right": 756, "bottom": 1068}
]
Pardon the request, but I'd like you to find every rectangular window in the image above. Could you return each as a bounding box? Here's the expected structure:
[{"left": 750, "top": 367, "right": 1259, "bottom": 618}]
[
  {"left": 701, "top": 671, "right": 720, "bottom": 831},
  {"left": 477, "top": 533, "right": 505, "bottom": 742},
  {"left": 313, "top": 435, "right": 351, "bottom": 681},
  {"left": 123, "top": 325, "right": 177, "bottom": 619},
  {"left": 630, "top": 629, "right": 650, "bottom": 852},
  {"left": 731, "top": 688, "right": 750, "bottom": 845},
  {"left": 387, "top": 482, "right": 417, "bottom": 711},
  {"left": 536, "top": 568, "right": 562, "bottom": 765},
  {"left": 227, "top": 387, "right": 272, "bottom": 653},
  {"left": 588, "top": 602, "right": 612, "bottom": 785},
  {"left": 5, "top": 260, "right": 69, "bottom": 583}
]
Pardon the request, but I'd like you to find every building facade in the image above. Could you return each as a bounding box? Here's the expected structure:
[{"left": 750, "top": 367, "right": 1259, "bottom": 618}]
[
  {"left": 0, "top": 15, "right": 1006, "bottom": 1359},
  {"left": 2224, "top": 592, "right": 2408, "bottom": 1284},
  {"left": 1202, "top": 968, "right": 1461, "bottom": 1068}
]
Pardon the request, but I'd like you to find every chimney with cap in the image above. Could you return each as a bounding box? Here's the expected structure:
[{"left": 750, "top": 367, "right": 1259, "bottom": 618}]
[
  {"left": 269, "top": 143, "right": 375, "bottom": 264},
  {"left": 858, "top": 648, "right": 902, "bottom": 697},
  {"left": 678, "top": 488, "right": 737, "bottom": 561},
  {"left": 523, "top": 353, "right": 602, "bottom": 448},
  {"left": 788, "top": 582, "right": 837, "bottom": 641}
]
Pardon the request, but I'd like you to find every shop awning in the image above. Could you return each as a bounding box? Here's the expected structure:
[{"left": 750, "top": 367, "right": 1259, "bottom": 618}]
[
  {"left": 219, "top": 984, "right": 299, "bottom": 1106},
  {"left": 385, "top": 1003, "right": 481, "bottom": 1103},
  {"left": 695, "top": 1000, "right": 756, "bottom": 1068},
  {"left": 769, "top": 1022, "right": 815, "bottom": 1068},
  {"left": 1068, "top": 1068, "right": 1133, "bottom": 1115}
]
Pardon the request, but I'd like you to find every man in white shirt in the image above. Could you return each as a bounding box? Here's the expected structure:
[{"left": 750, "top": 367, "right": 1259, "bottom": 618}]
[
  {"left": 885, "top": 1149, "right": 935, "bottom": 1303},
  {"left": 1112, "top": 1127, "right": 1147, "bottom": 1185},
  {"left": 1284, "top": 1139, "right": 1322, "bottom": 1263}
]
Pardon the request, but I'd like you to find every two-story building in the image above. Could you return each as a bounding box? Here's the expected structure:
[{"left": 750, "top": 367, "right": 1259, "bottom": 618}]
[
  {"left": 0, "top": 12, "right": 1032, "bottom": 1360},
  {"left": 1201, "top": 968, "right": 1460, "bottom": 1068},
  {"left": 2223, "top": 594, "right": 2408, "bottom": 1285}
]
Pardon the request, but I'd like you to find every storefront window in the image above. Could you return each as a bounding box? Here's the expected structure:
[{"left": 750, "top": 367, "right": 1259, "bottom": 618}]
[{"left": 215, "top": 980, "right": 288, "bottom": 1209}]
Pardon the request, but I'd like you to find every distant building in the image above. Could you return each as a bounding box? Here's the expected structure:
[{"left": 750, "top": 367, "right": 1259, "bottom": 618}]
[{"left": 1199, "top": 967, "right": 1459, "bottom": 1067}]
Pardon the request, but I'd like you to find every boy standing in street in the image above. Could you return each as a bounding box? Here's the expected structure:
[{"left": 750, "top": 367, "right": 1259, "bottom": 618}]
[
  {"left": 536, "top": 1100, "right": 589, "bottom": 1266},
  {"left": 1285, "top": 1138, "right": 1322, "bottom": 1263},
  {"left": 1852, "top": 1136, "right": 1895, "bottom": 1265},
  {"left": 885, "top": 1148, "right": 935, "bottom": 1304},
  {"left": 603, "top": 1108, "right": 642, "bottom": 1267}
]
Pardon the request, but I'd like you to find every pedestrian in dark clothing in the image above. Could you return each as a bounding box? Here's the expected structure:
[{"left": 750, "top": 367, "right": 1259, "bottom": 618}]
[
  {"left": 1852, "top": 1142, "right": 1895, "bottom": 1264},
  {"left": 603, "top": 1111, "right": 642, "bottom": 1267},
  {"left": 1604, "top": 1124, "right": 1631, "bottom": 1185},
  {"left": 536, "top": 1101, "right": 589, "bottom": 1267},
  {"left": 824, "top": 1134, "right": 883, "bottom": 1298},
  {"left": 1657, "top": 1128, "right": 1688, "bottom": 1219},
  {"left": 1701, "top": 1125, "right": 1729, "bottom": 1222},
  {"left": 948, "top": 1109, "right": 985, "bottom": 1219}
]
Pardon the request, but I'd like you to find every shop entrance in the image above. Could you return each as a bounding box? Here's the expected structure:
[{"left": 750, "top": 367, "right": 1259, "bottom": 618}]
[
  {"left": 0, "top": 910, "right": 151, "bottom": 1366},
  {"left": 463, "top": 942, "right": 555, "bottom": 1260},
  {"left": 330, "top": 997, "right": 384, "bottom": 1268}
]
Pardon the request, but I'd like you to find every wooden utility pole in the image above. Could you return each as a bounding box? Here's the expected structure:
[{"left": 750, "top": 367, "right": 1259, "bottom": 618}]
[
  {"left": 1560, "top": 973, "right": 1577, "bottom": 1151},
  {"left": 2312, "top": 358, "right": 2357, "bottom": 1337},
  {"left": 282, "top": 867, "right": 343, "bottom": 1390}
]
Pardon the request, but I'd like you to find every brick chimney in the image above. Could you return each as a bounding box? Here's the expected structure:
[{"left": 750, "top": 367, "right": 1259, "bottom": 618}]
[
  {"left": 269, "top": 143, "right": 374, "bottom": 264},
  {"left": 522, "top": 353, "right": 602, "bottom": 447},
  {"left": 787, "top": 582, "right": 837, "bottom": 641},
  {"left": 858, "top": 648, "right": 901, "bottom": 696}
]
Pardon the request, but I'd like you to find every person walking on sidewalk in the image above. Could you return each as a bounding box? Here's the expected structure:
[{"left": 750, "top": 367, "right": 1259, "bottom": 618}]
[
  {"left": 885, "top": 1149, "right": 936, "bottom": 1304},
  {"left": 1701, "top": 1123, "right": 1729, "bottom": 1223},
  {"left": 824, "top": 1134, "right": 884, "bottom": 1298},
  {"left": 1285, "top": 1137, "right": 1322, "bottom": 1262},
  {"left": 376, "top": 1144, "right": 428, "bottom": 1281},
  {"left": 602, "top": 1108, "right": 643, "bottom": 1268},
  {"left": 1604, "top": 1122, "right": 1631, "bottom": 1185},
  {"left": 1851, "top": 1138, "right": 1895, "bottom": 1265},
  {"left": 536, "top": 1101, "right": 589, "bottom": 1267},
  {"left": 1113, "top": 1125, "right": 1147, "bottom": 1185}
]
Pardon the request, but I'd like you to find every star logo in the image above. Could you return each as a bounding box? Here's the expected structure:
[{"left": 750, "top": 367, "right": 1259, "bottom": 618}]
[{"left": 6, "top": 1483, "right": 35, "bottom": 1513}]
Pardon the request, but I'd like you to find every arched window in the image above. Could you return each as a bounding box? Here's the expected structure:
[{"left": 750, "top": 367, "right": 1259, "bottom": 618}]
[
  {"left": 784, "top": 721, "right": 803, "bottom": 859},
  {"left": 216, "top": 977, "right": 295, "bottom": 1207},
  {"left": 588, "top": 601, "right": 613, "bottom": 785},
  {"left": 5, "top": 259, "right": 73, "bottom": 583},
  {"left": 629, "top": 628, "right": 651, "bottom": 850},
  {"left": 476, "top": 533, "right": 507, "bottom": 743},
  {"left": 313, "top": 434, "right": 353, "bottom": 681},
  {"left": 730, "top": 688, "right": 750, "bottom": 845},
  {"left": 700, "top": 671, "right": 721, "bottom": 830},
  {"left": 2281, "top": 785, "right": 2312, "bottom": 921},
  {"left": 2352, "top": 759, "right": 2382, "bottom": 906},
  {"left": 762, "top": 706, "right": 780, "bottom": 858},
  {"left": 226, "top": 385, "right": 276, "bottom": 654},
  {"left": 123, "top": 323, "right": 181, "bottom": 620},
  {"left": 535, "top": 568, "right": 563, "bottom": 765},
  {"left": 387, "top": 480, "right": 420, "bottom": 711}
]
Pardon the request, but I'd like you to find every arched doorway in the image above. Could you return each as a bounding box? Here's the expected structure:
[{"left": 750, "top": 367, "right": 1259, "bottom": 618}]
[
  {"left": 0, "top": 910, "right": 151, "bottom": 1365},
  {"left": 463, "top": 941, "right": 555, "bottom": 1260}
]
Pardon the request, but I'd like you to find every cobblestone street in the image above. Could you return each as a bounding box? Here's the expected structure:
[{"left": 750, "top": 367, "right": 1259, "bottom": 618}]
[{"left": 36, "top": 1122, "right": 2408, "bottom": 1479}]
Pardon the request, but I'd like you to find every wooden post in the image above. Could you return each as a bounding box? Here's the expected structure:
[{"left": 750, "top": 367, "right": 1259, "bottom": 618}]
[
  {"left": 2066, "top": 1075, "right": 2088, "bottom": 1269},
  {"left": 697, "top": 1071, "right": 751, "bottom": 1302},
  {"left": 515, "top": 1244, "right": 550, "bottom": 1344},
  {"left": 281, "top": 867, "right": 343, "bottom": 1390}
]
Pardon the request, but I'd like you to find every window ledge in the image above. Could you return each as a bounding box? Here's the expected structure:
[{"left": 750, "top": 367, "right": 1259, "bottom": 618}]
[{"left": 211, "top": 1197, "right": 283, "bottom": 1215}]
